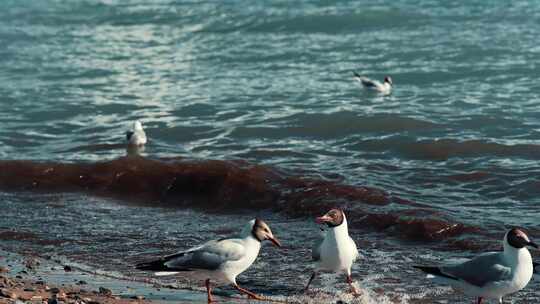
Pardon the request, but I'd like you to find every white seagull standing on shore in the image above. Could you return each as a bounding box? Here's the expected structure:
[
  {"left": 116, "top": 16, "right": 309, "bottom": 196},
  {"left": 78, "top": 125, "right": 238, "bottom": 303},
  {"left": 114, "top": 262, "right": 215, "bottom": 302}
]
[
  {"left": 125, "top": 120, "right": 147, "bottom": 146},
  {"left": 305, "top": 208, "right": 360, "bottom": 295},
  {"left": 414, "top": 228, "right": 538, "bottom": 304},
  {"left": 136, "top": 219, "right": 281, "bottom": 303},
  {"left": 353, "top": 72, "right": 393, "bottom": 95}
]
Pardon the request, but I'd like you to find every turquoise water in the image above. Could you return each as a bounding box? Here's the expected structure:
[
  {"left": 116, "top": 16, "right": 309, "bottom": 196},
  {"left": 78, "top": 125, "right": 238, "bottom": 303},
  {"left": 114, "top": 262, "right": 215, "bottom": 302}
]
[
  {"left": 1, "top": 1, "right": 540, "bottom": 302},
  {"left": 2, "top": 0, "right": 540, "bottom": 227}
]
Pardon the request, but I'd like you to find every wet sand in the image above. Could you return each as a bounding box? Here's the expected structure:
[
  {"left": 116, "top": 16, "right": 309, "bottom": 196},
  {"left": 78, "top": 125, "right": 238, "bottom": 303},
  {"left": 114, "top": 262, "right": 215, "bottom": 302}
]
[{"left": 0, "top": 248, "right": 216, "bottom": 304}]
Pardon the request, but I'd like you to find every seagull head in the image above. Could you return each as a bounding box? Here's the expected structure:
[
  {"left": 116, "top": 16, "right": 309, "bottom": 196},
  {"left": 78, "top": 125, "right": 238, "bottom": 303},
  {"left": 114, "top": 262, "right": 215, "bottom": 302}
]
[
  {"left": 505, "top": 228, "right": 538, "bottom": 250},
  {"left": 315, "top": 208, "right": 345, "bottom": 228},
  {"left": 384, "top": 76, "right": 393, "bottom": 86},
  {"left": 252, "top": 218, "right": 281, "bottom": 247},
  {"left": 133, "top": 120, "right": 144, "bottom": 131}
]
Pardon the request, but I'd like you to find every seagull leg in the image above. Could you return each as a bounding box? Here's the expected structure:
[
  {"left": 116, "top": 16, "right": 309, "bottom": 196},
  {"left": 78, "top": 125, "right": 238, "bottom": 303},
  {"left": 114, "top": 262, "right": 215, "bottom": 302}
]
[
  {"left": 205, "top": 279, "right": 215, "bottom": 303},
  {"left": 346, "top": 273, "right": 360, "bottom": 296},
  {"left": 304, "top": 272, "right": 317, "bottom": 292},
  {"left": 233, "top": 284, "right": 264, "bottom": 301},
  {"left": 476, "top": 297, "right": 483, "bottom": 304}
]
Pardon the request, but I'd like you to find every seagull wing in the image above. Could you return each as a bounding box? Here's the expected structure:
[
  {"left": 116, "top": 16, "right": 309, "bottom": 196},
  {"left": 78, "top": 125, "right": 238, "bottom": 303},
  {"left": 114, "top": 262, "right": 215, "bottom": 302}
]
[
  {"left": 312, "top": 228, "right": 325, "bottom": 262},
  {"left": 441, "top": 252, "right": 512, "bottom": 287},
  {"left": 348, "top": 236, "right": 359, "bottom": 261},
  {"left": 353, "top": 72, "right": 381, "bottom": 89},
  {"left": 126, "top": 131, "right": 134, "bottom": 141},
  {"left": 137, "top": 239, "right": 245, "bottom": 272},
  {"left": 165, "top": 239, "right": 245, "bottom": 271}
]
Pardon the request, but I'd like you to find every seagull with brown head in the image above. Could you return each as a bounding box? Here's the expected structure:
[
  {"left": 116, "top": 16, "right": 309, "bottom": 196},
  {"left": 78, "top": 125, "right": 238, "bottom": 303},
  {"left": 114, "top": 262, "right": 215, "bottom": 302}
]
[
  {"left": 136, "top": 218, "right": 281, "bottom": 303},
  {"left": 305, "top": 208, "right": 360, "bottom": 295},
  {"left": 414, "top": 228, "right": 538, "bottom": 304}
]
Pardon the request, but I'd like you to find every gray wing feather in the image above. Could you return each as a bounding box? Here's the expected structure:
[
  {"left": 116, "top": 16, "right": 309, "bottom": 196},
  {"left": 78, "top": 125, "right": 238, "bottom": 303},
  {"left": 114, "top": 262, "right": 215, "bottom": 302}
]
[
  {"left": 441, "top": 252, "right": 512, "bottom": 287},
  {"left": 126, "top": 131, "right": 134, "bottom": 141},
  {"left": 360, "top": 78, "right": 377, "bottom": 88},
  {"left": 312, "top": 229, "right": 325, "bottom": 261},
  {"left": 349, "top": 236, "right": 359, "bottom": 261},
  {"left": 164, "top": 239, "right": 245, "bottom": 271}
]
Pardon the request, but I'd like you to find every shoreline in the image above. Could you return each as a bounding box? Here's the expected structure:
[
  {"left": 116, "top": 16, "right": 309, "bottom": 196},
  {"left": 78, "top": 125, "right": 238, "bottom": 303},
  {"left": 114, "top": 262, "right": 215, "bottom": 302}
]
[
  {"left": 0, "top": 248, "right": 215, "bottom": 304},
  {"left": 0, "top": 246, "right": 392, "bottom": 304}
]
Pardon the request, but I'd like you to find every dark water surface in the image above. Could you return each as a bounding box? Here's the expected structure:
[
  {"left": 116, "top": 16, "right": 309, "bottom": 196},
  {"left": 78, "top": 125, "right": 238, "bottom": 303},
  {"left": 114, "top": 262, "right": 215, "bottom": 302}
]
[{"left": 1, "top": 0, "right": 540, "bottom": 302}]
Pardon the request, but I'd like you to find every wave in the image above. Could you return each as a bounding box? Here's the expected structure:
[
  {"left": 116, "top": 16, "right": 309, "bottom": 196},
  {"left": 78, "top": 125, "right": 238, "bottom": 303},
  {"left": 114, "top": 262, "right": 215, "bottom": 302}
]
[
  {"left": 351, "top": 138, "right": 540, "bottom": 161},
  {"left": 231, "top": 112, "right": 442, "bottom": 139},
  {"left": 0, "top": 157, "right": 480, "bottom": 248},
  {"left": 245, "top": 11, "right": 427, "bottom": 34}
]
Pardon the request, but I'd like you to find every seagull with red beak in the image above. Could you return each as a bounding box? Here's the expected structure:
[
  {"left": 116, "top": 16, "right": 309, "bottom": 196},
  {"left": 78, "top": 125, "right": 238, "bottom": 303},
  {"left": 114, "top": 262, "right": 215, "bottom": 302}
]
[
  {"left": 305, "top": 208, "right": 360, "bottom": 295},
  {"left": 136, "top": 219, "right": 281, "bottom": 303}
]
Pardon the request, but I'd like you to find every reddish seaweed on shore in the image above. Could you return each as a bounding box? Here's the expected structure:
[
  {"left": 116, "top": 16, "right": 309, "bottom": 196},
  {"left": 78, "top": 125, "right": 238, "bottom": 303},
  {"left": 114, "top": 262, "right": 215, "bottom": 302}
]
[{"left": 0, "top": 157, "right": 481, "bottom": 247}]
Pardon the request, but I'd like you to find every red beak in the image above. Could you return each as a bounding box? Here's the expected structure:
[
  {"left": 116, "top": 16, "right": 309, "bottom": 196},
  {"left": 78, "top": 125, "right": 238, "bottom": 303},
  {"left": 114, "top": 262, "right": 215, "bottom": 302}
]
[
  {"left": 315, "top": 215, "right": 332, "bottom": 224},
  {"left": 268, "top": 236, "right": 281, "bottom": 248}
]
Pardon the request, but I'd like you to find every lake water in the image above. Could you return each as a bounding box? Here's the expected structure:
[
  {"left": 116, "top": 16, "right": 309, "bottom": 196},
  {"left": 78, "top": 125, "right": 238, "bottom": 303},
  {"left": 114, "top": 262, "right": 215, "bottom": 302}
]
[{"left": 1, "top": 1, "right": 539, "bottom": 303}]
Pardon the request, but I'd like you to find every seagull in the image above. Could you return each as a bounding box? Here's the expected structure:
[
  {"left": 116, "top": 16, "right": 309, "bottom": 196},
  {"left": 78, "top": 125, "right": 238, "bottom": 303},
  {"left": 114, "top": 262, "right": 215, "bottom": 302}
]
[
  {"left": 305, "top": 208, "right": 360, "bottom": 295},
  {"left": 125, "top": 120, "right": 147, "bottom": 146},
  {"left": 353, "top": 72, "right": 392, "bottom": 95},
  {"left": 136, "top": 219, "right": 281, "bottom": 303},
  {"left": 414, "top": 228, "right": 538, "bottom": 304}
]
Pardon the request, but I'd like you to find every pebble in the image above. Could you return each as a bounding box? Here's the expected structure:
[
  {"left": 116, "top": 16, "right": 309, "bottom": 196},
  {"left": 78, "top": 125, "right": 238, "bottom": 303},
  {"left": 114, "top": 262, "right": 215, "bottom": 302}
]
[
  {"left": 25, "top": 259, "right": 40, "bottom": 270},
  {"left": 0, "top": 277, "right": 14, "bottom": 288},
  {"left": 98, "top": 287, "right": 112, "bottom": 296},
  {"left": 63, "top": 266, "right": 72, "bottom": 272},
  {"left": 56, "top": 292, "right": 67, "bottom": 300},
  {"left": 0, "top": 288, "right": 18, "bottom": 299}
]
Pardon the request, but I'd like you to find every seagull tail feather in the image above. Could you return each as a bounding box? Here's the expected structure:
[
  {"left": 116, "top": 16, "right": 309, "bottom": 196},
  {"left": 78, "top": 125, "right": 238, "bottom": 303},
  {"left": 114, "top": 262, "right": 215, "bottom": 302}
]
[
  {"left": 413, "top": 265, "right": 458, "bottom": 281},
  {"left": 136, "top": 259, "right": 169, "bottom": 271}
]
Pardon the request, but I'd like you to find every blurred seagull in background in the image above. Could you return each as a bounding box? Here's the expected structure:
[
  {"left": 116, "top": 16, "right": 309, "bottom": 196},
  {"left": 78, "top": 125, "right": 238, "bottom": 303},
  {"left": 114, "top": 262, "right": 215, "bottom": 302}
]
[
  {"left": 353, "top": 72, "right": 392, "bottom": 95},
  {"left": 414, "top": 228, "right": 538, "bottom": 304},
  {"left": 125, "top": 120, "right": 147, "bottom": 146}
]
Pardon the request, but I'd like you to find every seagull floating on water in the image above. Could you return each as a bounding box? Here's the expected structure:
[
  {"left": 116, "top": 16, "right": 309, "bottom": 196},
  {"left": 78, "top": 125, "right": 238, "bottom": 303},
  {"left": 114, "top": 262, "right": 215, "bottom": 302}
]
[
  {"left": 353, "top": 72, "right": 392, "bottom": 95},
  {"left": 414, "top": 228, "right": 538, "bottom": 304},
  {"left": 136, "top": 219, "right": 281, "bottom": 303},
  {"left": 126, "top": 120, "right": 147, "bottom": 146},
  {"left": 305, "top": 208, "right": 360, "bottom": 295}
]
